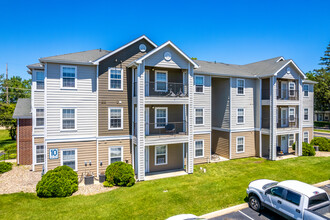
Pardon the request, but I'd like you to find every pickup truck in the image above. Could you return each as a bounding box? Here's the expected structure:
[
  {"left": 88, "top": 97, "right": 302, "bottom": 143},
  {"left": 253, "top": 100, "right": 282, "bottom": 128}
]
[{"left": 246, "top": 179, "right": 330, "bottom": 220}]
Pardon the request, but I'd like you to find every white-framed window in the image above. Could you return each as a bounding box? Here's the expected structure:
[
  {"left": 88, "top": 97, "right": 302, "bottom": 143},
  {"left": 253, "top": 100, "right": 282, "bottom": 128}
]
[
  {"left": 289, "top": 134, "right": 295, "bottom": 146},
  {"left": 61, "top": 66, "right": 77, "bottom": 89},
  {"left": 35, "top": 108, "right": 44, "bottom": 127},
  {"left": 35, "top": 71, "right": 44, "bottom": 90},
  {"left": 303, "top": 84, "right": 309, "bottom": 97},
  {"left": 237, "top": 79, "right": 245, "bottom": 95},
  {"left": 289, "top": 82, "right": 295, "bottom": 97},
  {"left": 304, "top": 108, "right": 308, "bottom": 121},
  {"left": 195, "top": 75, "right": 204, "bottom": 93},
  {"left": 195, "top": 108, "right": 204, "bottom": 125},
  {"left": 289, "top": 107, "right": 295, "bottom": 122},
  {"left": 108, "top": 68, "right": 123, "bottom": 90},
  {"left": 155, "top": 70, "right": 168, "bottom": 92},
  {"left": 155, "top": 107, "right": 168, "bottom": 128},
  {"left": 237, "top": 108, "right": 245, "bottom": 124},
  {"left": 155, "top": 145, "right": 167, "bottom": 165},
  {"left": 236, "top": 136, "right": 245, "bottom": 153},
  {"left": 194, "top": 140, "right": 204, "bottom": 158},
  {"left": 61, "top": 149, "right": 77, "bottom": 171},
  {"left": 303, "top": 131, "right": 309, "bottom": 143},
  {"left": 108, "top": 146, "right": 123, "bottom": 164},
  {"left": 108, "top": 107, "right": 123, "bottom": 130},
  {"left": 61, "top": 108, "right": 76, "bottom": 130},
  {"left": 35, "top": 145, "right": 45, "bottom": 164}
]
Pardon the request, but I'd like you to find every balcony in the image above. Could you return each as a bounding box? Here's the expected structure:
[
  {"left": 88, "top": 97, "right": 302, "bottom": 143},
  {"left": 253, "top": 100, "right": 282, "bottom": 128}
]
[
  {"left": 134, "top": 82, "right": 188, "bottom": 97},
  {"left": 277, "top": 89, "right": 299, "bottom": 100},
  {"left": 277, "top": 117, "right": 298, "bottom": 129}
]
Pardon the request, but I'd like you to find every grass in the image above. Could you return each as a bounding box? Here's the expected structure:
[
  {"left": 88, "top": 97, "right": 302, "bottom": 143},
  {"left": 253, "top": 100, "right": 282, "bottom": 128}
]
[
  {"left": 314, "top": 129, "right": 330, "bottom": 133},
  {"left": 0, "top": 157, "right": 329, "bottom": 219},
  {"left": 0, "top": 130, "right": 16, "bottom": 151}
]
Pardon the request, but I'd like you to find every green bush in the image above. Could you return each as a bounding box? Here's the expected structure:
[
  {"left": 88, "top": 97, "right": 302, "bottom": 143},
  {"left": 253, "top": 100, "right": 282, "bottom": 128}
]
[
  {"left": 105, "top": 162, "right": 135, "bottom": 187},
  {"left": 310, "top": 137, "right": 330, "bottom": 152},
  {"left": 292, "top": 142, "right": 295, "bottom": 150},
  {"left": 314, "top": 121, "right": 330, "bottom": 128},
  {"left": 0, "top": 162, "right": 13, "bottom": 174},
  {"left": 103, "top": 181, "right": 113, "bottom": 187},
  {"left": 302, "top": 142, "right": 315, "bottom": 156},
  {"left": 36, "top": 165, "right": 78, "bottom": 198}
]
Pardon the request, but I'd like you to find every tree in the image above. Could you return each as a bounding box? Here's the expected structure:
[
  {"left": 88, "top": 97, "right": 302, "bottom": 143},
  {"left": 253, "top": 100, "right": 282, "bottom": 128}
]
[
  {"left": 0, "top": 75, "right": 31, "bottom": 104},
  {"left": 319, "top": 42, "right": 330, "bottom": 71},
  {"left": 0, "top": 103, "right": 16, "bottom": 139}
]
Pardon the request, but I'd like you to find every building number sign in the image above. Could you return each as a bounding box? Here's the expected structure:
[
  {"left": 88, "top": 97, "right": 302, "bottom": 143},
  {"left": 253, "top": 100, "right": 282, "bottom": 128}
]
[{"left": 49, "top": 148, "right": 59, "bottom": 160}]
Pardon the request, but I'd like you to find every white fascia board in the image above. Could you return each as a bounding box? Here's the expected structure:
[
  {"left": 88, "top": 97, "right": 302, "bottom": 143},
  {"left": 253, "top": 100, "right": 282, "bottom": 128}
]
[
  {"left": 195, "top": 72, "right": 256, "bottom": 79},
  {"left": 38, "top": 59, "right": 95, "bottom": 65},
  {"left": 276, "top": 57, "right": 285, "bottom": 62},
  {"left": 93, "top": 35, "right": 157, "bottom": 64},
  {"left": 274, "top": 60, "right": 306, "bottom": 79}
]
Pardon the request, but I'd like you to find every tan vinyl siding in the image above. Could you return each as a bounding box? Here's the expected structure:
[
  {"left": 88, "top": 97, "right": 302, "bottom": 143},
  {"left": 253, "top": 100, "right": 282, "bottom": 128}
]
[
  {"left": 211, "top": 130, "right": 229, "bottom": 158},
  {"left": 255, "top": 131, "right": 260, "bottom": 156},
  {"left": 47, "top": 141, "right": 97, "bottom": 175},
  {"left": 34, "top": 137, "right": 44, "bottom": 144},
  {"left": 262, "top": 134, "right": 270, "bottom": 157},
  {"left": 35, "top": 164, "right": 43, "bottom": 172},
  {"left": 98, "top": 139, "right": 131, "bottom": 174},
  {"left": 149, "top": 144, "right": 183, "bottom": 172},
  {"left": 303, "top": 127, "right": 313, "bottom": 143},
  {"left": 194, "top": 133, "right": 211, "bottom": 164},
  {"left": 231, "top": 131, "right": 257, "bottom": 159}
]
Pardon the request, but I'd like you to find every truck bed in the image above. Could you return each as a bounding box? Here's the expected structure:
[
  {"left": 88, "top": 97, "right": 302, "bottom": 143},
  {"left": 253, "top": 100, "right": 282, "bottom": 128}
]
[{"left": 305, "top": 203, "right": 330, "bottom": 220}]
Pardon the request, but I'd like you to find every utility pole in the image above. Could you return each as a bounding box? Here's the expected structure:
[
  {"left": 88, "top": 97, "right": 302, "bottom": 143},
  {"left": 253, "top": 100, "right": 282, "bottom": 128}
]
[{"left": 6, "top": 63, "right": 8, "bottom": 104}]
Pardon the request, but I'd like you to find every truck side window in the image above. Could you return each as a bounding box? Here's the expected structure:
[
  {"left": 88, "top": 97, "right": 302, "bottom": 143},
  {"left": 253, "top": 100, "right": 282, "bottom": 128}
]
[
  {"left": 285, "top": 190, "right": 301, "bottom": 206},
  {"left": 270, "top": 187, "right": 284, "bottom": 198}
]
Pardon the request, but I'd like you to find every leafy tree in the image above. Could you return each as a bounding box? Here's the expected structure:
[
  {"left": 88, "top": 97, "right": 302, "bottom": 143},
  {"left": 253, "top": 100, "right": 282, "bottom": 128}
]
[
  {"left": 319, "top": 42, "right": 330, "bottom": 71},
  {"left": 0, "top": 75, "right": 31, "bottom": 104},
  {"left": 0, "top": 103, "right": 16, "bottom": 139}
]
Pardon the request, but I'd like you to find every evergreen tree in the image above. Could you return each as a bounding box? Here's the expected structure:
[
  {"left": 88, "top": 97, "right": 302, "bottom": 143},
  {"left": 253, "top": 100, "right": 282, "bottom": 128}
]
[{"left": 319, "top": 42, "right": 330, "bottom": 71}]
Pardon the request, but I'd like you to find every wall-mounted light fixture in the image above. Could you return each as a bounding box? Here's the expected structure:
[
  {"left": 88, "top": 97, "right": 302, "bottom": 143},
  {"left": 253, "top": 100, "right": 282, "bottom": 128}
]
[
  {"left": 89, "top": 160, "right": 92, "bottom": 166},
  {"left": 100, "top": 161, "right": 103, "bottom": 166}
]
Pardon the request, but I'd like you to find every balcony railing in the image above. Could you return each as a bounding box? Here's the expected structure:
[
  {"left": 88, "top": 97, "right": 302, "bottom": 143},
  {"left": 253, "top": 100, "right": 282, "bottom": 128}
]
[
  {"left": 133, "top": 82, "right": 188, "bottom": 97},
  {"left": 277, "top": 117, "right": 298, "bottom": 128},
  {"left": 277, "top": 89, "right": 299, "bottom": 100},
  {"left": 134, "top": 121, "right": 188, "bottom": 136}
]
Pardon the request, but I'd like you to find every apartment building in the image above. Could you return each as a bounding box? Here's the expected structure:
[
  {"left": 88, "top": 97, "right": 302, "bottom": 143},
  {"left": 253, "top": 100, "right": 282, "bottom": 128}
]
[{"left": 13, "top": 35, "right": 316, "bottom": 181}]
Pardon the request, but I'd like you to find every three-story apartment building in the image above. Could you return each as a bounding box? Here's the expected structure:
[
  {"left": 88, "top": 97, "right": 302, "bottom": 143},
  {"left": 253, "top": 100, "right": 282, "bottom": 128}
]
[{"left": 13, "top": 35, "right": 316, "bottom": 181}]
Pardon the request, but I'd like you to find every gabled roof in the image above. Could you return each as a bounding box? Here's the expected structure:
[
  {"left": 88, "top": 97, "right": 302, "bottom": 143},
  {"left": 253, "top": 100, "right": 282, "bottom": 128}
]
[
  {"left": 130, "top": 41, "right": 199, "bottom": 69},
  {"left": 13, "top": 98, "right": 32, "bottom": 119},
  {"left": 93, "top": 35, "right": 157, "bottom": 64},
  {"left": 303, "top": 79, "right": 318, "bottom": 84},
  {"left": 27, "top": 63, "right": 44, "bottom": 70}
]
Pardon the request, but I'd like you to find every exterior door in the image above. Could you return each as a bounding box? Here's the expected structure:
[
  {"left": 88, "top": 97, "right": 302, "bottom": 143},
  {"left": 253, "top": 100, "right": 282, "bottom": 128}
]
[
  {"left": 281, "top": 82, "right": 288, "bottom": 99},
  {"left": 281, "top": 135, "right": 288, "bottom": 153},
  {"left": 281, "top": 108, "right": 288, "bottom": 127}
]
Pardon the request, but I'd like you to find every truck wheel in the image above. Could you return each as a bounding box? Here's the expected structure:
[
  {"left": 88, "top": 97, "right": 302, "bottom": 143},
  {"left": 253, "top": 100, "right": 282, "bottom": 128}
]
[{"left": 249, "top": 195, "right": 261, "bottom": 212}]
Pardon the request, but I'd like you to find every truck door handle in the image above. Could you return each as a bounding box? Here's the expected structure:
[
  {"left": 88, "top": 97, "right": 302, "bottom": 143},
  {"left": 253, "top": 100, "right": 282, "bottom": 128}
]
[
  {"left": 296, "top": 209, "right": 300, "bottom": 213},
  {"left": 277, "top": 200, "right": 282, "bottom": 204}
]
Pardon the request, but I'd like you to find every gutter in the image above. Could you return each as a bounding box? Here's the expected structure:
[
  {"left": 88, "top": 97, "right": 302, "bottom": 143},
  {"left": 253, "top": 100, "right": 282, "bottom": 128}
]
[{"left": 38, "top": 59, "right": 96, "bottom": 66}]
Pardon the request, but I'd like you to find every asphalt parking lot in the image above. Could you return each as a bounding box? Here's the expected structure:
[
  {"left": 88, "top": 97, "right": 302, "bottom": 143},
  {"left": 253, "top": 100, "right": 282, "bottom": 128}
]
[{"left": 211, "top": 185, "right": 330, "bottom": 220}]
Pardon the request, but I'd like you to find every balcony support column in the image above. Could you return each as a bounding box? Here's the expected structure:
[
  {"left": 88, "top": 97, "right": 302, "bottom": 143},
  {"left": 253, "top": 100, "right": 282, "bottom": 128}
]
[
  {"left": 269, "top": 76, "right": 277, "bottom": 160},
  {"left": 297, "top": 76, "right": 303, "bottom": 156},
  {"left": 187, "top": 64, "right": 194, "bottom": 174}
]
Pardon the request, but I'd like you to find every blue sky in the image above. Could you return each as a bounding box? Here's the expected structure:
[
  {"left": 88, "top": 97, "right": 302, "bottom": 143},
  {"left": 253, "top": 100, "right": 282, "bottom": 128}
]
[{"left": 0, "top": 0, "right": 329, "bottom": 80}]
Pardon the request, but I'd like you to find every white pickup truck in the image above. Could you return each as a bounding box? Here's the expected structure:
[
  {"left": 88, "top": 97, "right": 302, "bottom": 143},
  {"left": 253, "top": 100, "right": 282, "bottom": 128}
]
[{"left": 246, "top": 179, "right": 330, "bottom": 220}]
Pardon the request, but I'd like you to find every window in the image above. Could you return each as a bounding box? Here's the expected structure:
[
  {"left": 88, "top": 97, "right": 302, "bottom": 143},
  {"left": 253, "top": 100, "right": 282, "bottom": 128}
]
[
  {"left": 35, "top": 71, "right": 44, "bottom": 90},
  {"left": 35, "top": 145, "right": 45, "bottom": 164},
  {"left": 237, "top": 79, "right": 245, "bottom": 95},
  {"left": 155, "top": 145, "right": 167, "bottom": 165},
  {"left": 270, "top": 187, "right": 284, "bottom": 198},
  {"left": 195, "top": 75, "right": 204, "bottom": 93},
  {"left": 303, "top": 84, "right": 309, "bottom": 97},
  {"left": 108, "top": 68, "right": 123, "bottom": 90},
  {"left": 155, "top": 71, "right": 167, "bottom": 92},
  {"left": 195, "top": 108, "right": 204, "bottom": 125},
  {"left": 304, "top": 131, "right": 309, "bottom": 143},
  {"left": 289, "top": 134, "right": 295, "bottom": 146},
  {"left": 194, "top": 140, "right": 204, "bottom": 158},
  {"left": 35, "top": 108, "right": 44, "bottom": 127},
  {"left": 61, "top": 66, "right": 77, "bottom": 88},
  {"left": 108, "top": 107, "right": 123, "bottom": 130},
  {"left": 289, "top": 107, "right": 295, "bottom": 122},
  {"left": 304, "top": 108, "right": 308, "bottom": 121},
  {"left": 155, "top": 107, "right": 167, "bottom": 128},
  {"left": 237, "top": 108, "right": 245, "bottom": 124},
  {"left": 236, "top": 137, "right": 245, "bottom": 153},
  {"left": 109, "top": 147, "right": 123, "bottom": 164},
  {"left": 285, "top": 190, "right": 301, "bottom": 206},
  {"left": 309, "top": 193, "right": 329, "bottom": 208},
  {"left": 61, "top": 149, "right": 77, "bottom": 171},
  {"left": 289, "top": 82, "right": 295, "bottom": 97},
  {"left": 62, "top": 109, "right": 76, "bottom": 130}
]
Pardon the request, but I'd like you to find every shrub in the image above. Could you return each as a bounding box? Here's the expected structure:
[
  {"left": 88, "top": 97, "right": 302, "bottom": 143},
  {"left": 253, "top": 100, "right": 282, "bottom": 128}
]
[
  {"left": 292, "top": 142, "right": 295, "bottom": 150},
  {"left": 314, "top": 121, "right": 330, "bottom": 128},
  {"left": 302, "top": 142, "right": 315, "bottom": 156},
  {"left": 36, "top": 165, "right": 78, "bottom": 198},
  {"left": 310, "top": 137, "right": 330, "bottom": 152},
  {"left": 0, "top": 162, "right": 13, "bottom": 174},
  {"left": 105, "top": 162, "right": 135, "bottom": 187},
  {"left": 103, "top": 181, "right": 113, "bottom": 187}
]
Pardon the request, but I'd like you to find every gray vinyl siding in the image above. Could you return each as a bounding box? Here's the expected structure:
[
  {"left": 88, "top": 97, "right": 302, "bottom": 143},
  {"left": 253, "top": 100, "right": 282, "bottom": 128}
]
[
  {"left": 194, "top": 75, "right": 211, "bottom": 133},
  {"left": 277, "top": 63, "right": 300, "bottom": 80},
  {"left": 231, "top": 78, "right": 257, "bottom": 129},
  {"left": 32, "top": 70, "right": 44, "bottom": 135},
  {"left": 211, "top": 78, "right": 230, "bottom": 129},
  {"left": 46, "top": 63, "right": 97, "bottom": 139},
  {"left": 303, "top": 83, "right": 314, "bottom": 127}
]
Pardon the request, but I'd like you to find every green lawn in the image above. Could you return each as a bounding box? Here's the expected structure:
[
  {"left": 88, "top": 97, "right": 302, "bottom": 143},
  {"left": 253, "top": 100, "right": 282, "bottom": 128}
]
[
  {"left": 1, "top": 157, "right": 329, "bottom": 220},
  {"left": 314, "top": 129, "right": 330, "bottom": 133},
  {"left": 0, "top": 129, "right": 16, "bottom": 151}
]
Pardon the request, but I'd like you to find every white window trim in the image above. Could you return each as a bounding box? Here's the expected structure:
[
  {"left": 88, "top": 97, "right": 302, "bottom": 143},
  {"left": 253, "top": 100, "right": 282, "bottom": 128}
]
[
  {"left": 60, "top": 65, "right": 77, "bottom": 89},
  {"left": 303, "top": 131, "right": 309, "bottom": 143},
  {"left": 194, "top": 140, "right": 204, "bottom": 158},
  {"left": 60, "top": 108, "right": 77, "bottom": 131},
  {"left": 108, "top": 107, "right": 124, "bottom": 130},
  {"left": 303, "top": 84, "right": 309, "bottom": 97},
  {"left": 288, "top": 134, "right": 295, "bottom": 147},
  {"left": 304, "top": 108, "right": 309, "bottom": 121},
  {"left": 155, "top": 70, "right": 168, "bottom": 92},
  {"left": 35, "top": 144, "right": 45, "bottom": 165},
  {"left": 195, "top": 108, "right": 204, "bottom": 126},
  {"left": 108, "top": 67, "right": 124, "bottom": 91},
  {"left": 289, "top": 107, "right": 295, "bottom": 122},
  {"left": 236, "top": 136, "right": 245, "bottom": 153},
  {"left": 154, "top": 107, "right": 168, "bottom": 129},
  {"left": 236, "top": 108, "right": 245, "bottom": 125},
  {"left": 236, "top": 78, "right": 245, "bottom": 95},
  {"left": 61, "top": 148, "right": 78, "bottom": 171},
  {"left": 154, "top": 145, "right": 168, "bottom": 166},
  {"left": 108, "top": 146, "right": 123, "bottom": 165},
  {"left": 34, "top": 70, "right": 44, "bottom": 91},
  {"left": 195, "top": 75, "right": 204, "bottom": 93},
  {"left": 34, "top": 108, "right": 44, "bottom": 128},
  {"left": 289, "top": 82, "right": 295, "bottom": 97}
]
